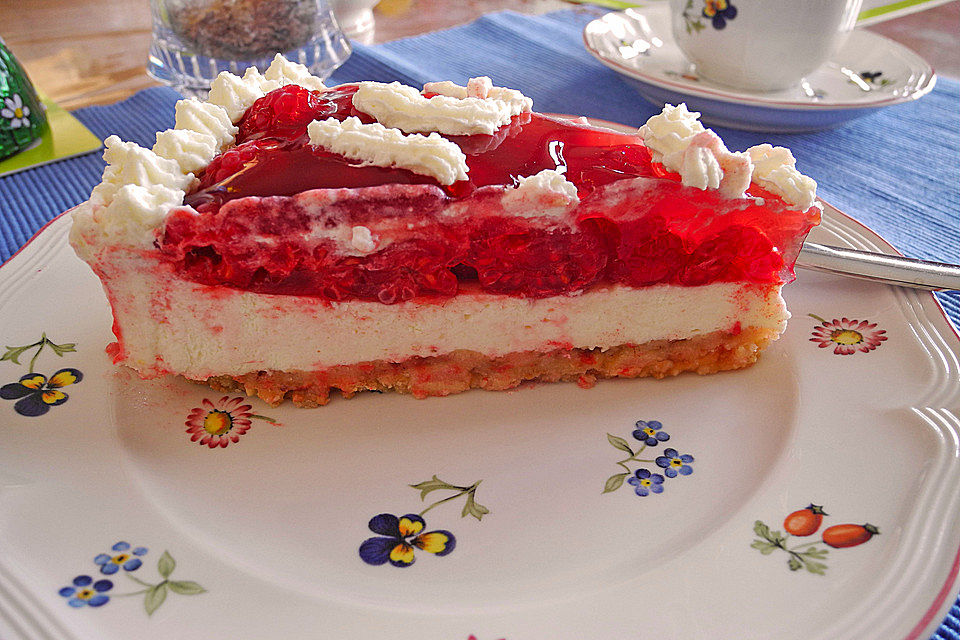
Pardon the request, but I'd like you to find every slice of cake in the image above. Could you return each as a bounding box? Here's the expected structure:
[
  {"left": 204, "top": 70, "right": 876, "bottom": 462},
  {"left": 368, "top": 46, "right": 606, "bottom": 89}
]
[{"left": 69, "top": 56, "right": 820, "bottom": 406}]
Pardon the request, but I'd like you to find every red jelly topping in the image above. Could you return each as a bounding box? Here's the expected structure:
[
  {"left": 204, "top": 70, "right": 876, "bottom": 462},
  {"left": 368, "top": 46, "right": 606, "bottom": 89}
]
[{"left": 163, "top": 84, "right": 820, "bottom": 302}]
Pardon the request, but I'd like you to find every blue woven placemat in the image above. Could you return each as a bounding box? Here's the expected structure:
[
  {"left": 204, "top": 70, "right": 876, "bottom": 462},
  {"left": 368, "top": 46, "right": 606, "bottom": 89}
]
[{"left": 0, "top": 9, "right": 957, "bottom": 637}]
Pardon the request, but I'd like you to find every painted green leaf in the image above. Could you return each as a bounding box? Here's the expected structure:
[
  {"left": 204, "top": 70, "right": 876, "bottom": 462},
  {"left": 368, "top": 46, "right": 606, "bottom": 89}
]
[
  {"left": 753, "top": 520, "right": 771, "bottom": 539},
  {"left": 603, "top": 472, "right": 630, "bottom": 494},
  {"left": 1, "top": 344, "right": 32, "bottom": 365},
  {"left": 47, "top": 341, "right": 76, "bottom": 357},
  {"left": 410, "top": 475, "right": 457, "bottom": 501},
  {"left": 753, "top": 521, "right": 786, "bottom": 545},
  {"left": 157, "top": 551, "right": 176, "bottom": 579},
  {"left": 803, "top": 547, "right": 829, "bottom": 560},
  {"left": 751, "top": 540, "right": 777, "bottom": 555},
  {"left": 462, "top": 492, "right": 490, "bottom": 521},
  {"left": 168, "top": 580, "right": 206, "bottom": 595},
  {"left": 787, "top": 556, "right": 802, "bottom": 571},
  {"left": 805, "top": 561, "right": 828, "bottom": 575},
  {"left": 606, "top": 433, "right": 633, "bottom": 455},
  {"left": 144, "top": 582, "right": 168, "bottom": 616}
]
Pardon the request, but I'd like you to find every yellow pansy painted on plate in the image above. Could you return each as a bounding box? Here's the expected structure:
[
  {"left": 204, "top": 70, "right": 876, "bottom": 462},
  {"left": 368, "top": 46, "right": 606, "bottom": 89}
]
[
  {"left": 1, "top": 333, "right": 81, "bottom": 417},
  {"left": 359, "top": 476, "right": 488, "bottom": 568}
]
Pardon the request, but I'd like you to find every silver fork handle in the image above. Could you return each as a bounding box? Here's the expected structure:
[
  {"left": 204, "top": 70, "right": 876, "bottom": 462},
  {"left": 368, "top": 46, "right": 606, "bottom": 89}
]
[{"left": 797, "top": 242, "right": 960, "bottom": 291}]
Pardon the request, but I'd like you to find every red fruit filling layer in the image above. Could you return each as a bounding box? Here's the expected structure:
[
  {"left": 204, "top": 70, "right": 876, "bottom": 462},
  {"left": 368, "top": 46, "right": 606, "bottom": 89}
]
[{"left": 162, "top": 84, "right": 819, "bottom": 302}]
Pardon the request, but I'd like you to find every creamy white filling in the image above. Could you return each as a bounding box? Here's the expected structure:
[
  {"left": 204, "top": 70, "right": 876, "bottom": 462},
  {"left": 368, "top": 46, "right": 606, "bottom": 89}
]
[{"left": 93, "top": 250, "right": 788, "bottom": 379}]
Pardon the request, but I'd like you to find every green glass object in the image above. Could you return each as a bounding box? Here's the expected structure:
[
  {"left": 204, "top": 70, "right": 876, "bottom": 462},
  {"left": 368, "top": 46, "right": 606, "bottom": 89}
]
[{"left": 0, "top": 37, "right": 48, "bottom": 162}]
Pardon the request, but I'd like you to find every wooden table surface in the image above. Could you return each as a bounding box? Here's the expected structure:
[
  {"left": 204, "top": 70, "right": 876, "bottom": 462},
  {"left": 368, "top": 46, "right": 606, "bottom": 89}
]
[{"left": 1, "top": 0, "right": 958, "bottom": 111}]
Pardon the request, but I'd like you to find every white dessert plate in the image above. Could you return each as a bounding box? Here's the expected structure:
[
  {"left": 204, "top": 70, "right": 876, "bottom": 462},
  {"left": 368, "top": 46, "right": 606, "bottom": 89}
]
[
  {"left": 0, "top": 203, "right": 958, "bottom": 640},
  {"left": 582, "top": 5, "right": 937, "bottom": 131}
]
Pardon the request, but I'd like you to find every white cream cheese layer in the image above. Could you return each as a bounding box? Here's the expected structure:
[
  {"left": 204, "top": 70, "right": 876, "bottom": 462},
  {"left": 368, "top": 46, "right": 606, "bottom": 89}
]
[{"left": 97, "top": 253, "right": 788, "bottom": 379}]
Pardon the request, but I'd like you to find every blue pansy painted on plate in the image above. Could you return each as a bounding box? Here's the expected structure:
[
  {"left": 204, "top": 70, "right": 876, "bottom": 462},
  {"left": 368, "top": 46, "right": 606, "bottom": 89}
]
[
  {"left": 603, "top": 419, "right": 694, "bottom": 495},
  {"left": 1, "top": 334, "right": 81, "bottom": 417},
  {"left": 359, "top": 513, "right": 456, "bottom": 567},
  {"left": 359, "top": 476, "right": 488, "bottom": 568}
]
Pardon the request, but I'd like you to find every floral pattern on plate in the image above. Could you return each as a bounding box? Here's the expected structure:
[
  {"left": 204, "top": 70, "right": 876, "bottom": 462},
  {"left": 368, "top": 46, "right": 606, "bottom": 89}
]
[
  {"left": 809, "top": 314, "right": 888, "bottom": 355},
  {"left": 185, "top": 395, "right": 279, "bottom": 448},
  {"left": 603, "top": 419, "right": 695, "bottom": 496},
  {"left": 752, "top": 505, "right": 880, "bottom": 574},
  {"left": 360, "top": 476, "right": 488, "bottom": 567},
  {"left": 58, "top": 543, "right": 205, "bottom": 615},
  {"left": 1, "top": 333, "right": 81, "bottom": 416}
]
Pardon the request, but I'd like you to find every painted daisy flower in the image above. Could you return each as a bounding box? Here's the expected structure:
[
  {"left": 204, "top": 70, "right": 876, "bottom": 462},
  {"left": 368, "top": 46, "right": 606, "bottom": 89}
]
[
  {"left": 810, "top": 316, "right": 887, "bottom": 355},
  {"left": 359, "top": 513, "right": 455, "bottom": 567},
  {"left": 0, "top": 368, "right": 82, "bottom": 417},
  {"left": 58, "top": 575, "right": 113, "bottom": 608},
  {"left": 632, "top": 419, "right": 670, "bottom": 447},
  {"left": 94, "top": 541, "right": 148, "bottom": 575},
  {"left": 1, "top": 94, "right": 30, "bottom": 129},
  {"left": 627, "top": 468, "right": 665, "bottom": 497},
  {"left": 655, "top": 448, "right": 695, "bottom": 478},
  {"left": 185, "top": 396, "right": 254, "bottom": 448}
]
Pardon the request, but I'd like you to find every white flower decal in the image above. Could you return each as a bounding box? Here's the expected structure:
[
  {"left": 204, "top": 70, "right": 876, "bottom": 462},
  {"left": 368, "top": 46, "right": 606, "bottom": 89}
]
[{"left": 1, "top": 94, "right": 31, "bottom": 129}]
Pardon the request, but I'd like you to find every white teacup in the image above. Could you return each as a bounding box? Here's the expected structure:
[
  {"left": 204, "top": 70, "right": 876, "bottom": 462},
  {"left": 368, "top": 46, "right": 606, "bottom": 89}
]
[{"left": 668, "top": 0, "right": 863, "bottom": 92}]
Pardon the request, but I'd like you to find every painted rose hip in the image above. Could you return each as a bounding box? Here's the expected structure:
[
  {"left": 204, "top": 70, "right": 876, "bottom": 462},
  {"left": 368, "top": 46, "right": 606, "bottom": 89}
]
[
  {"left": 822, "top": 523, "right": 880, "bottom": 548},
  {"left": 783, "top": 504, "right": 827, "bottom": 536}
]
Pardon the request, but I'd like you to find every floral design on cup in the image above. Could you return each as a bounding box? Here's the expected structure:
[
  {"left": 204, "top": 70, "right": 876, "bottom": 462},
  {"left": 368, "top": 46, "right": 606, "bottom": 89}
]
[
  {"left": 359, "top": 476, "right": 488, "bottom": 568},
  {"left": 603, "top": 419, "right": 695, "bottom": 496},
  {"left": 752, "top": 504, "right": 879, "bottom": 574},
  {"left": 1, "top": 334, "right": 81, "bottom": 417},
  {"left": 185, "top": 395, "right": 278, "bottom": 448},
  {"left": 678, "top": 0, "right": 738, "bottom": 33},
  {"left": 702, "top": 0, "right": 738, "bottom": 29},
  {"left": 809, "top": 314, "right": 887, "bottom": 355}
]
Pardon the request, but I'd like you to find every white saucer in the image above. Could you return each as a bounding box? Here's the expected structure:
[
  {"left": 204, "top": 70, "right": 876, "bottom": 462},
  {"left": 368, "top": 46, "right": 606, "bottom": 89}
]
[{"left": 583, "top": 5, "right": 937, "bottom": 132}]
